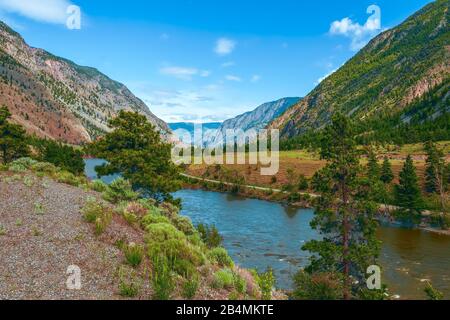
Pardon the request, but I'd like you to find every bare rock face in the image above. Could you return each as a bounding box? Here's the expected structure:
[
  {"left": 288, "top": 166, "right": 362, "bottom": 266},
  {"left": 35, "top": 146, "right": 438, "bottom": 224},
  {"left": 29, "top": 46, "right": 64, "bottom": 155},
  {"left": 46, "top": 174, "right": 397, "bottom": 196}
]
[{"left": 0, "top": 21, "right": 168, "bottom": 144}]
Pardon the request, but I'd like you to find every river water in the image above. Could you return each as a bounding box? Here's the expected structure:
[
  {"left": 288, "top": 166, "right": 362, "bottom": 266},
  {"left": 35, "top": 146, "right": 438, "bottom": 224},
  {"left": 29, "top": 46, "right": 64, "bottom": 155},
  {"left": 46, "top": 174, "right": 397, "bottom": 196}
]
[
  {"left": 174, "top": 189, "right": 450, "bottom": 300},
  {"left": 84, "top": 160, "right": 449, "bottom": 299}
]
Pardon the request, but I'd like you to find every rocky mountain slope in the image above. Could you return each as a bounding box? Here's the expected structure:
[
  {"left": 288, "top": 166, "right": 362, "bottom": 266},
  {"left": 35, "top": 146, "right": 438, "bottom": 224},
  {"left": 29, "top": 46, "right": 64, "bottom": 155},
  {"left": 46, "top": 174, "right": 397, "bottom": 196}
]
[
  {"left": 0, "top": 21, "right": 168, "bottom": 144},
  {"left": 206, "top": 97, "right": 300, "bottom": 145},
  {"left": 271, "top": 0, "right": 449, "bottom": 138}
]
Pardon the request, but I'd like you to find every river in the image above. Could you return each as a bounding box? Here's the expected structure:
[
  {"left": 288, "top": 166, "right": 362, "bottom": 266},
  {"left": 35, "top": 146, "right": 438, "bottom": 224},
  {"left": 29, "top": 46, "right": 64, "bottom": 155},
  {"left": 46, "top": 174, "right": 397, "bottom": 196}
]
[{"left": 85, "top": 160, "right": 450, "bottom": 300}]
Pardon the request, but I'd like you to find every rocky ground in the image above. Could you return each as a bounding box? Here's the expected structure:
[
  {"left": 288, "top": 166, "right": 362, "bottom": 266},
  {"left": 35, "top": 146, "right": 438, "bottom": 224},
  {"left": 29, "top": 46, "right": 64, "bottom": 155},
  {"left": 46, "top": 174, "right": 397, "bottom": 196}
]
[{"left": 0, "top": 173, "right": 148, "bottom": 299}]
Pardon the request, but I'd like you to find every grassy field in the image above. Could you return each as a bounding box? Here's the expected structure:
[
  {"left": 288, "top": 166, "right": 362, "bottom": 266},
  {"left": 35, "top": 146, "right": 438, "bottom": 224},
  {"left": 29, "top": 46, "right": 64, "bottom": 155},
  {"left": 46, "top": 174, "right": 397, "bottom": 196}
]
[{"left": 185, "top": 141, "right": 450, "bottom": 190}]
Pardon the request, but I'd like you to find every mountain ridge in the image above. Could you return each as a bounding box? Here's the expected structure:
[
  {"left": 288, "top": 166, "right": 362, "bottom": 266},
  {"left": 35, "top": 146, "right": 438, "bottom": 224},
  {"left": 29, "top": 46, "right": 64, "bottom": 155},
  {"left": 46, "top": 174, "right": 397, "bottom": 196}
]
[
  {"left": 271, "top": 0, "right": 449, "bottom": 139},
  {"left": 0, "top": 21, "right": 168, "bottom": 144}
]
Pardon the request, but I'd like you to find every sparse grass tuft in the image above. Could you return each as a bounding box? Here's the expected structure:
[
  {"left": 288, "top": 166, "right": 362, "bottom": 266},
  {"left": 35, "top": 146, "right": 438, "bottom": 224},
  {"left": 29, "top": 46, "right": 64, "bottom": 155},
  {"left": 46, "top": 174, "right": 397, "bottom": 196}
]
[
  {"left": 0, "top": 225, "right": 6, "bottom": 236},
  {"left": 118, "top": 267, "right": 141, "bottom": 298},
  {"left": 182, "top": 275, "right": 200, "bottom": 300},
  {"left": 90, "top": 179, "right": 107, "bottom": 192},
  {"left": 212, "top": 268, "right": 235, "bottom": 289},
  {"left": 207, "top": 247, "right": 234, "bottom": 268},
  {"left": 34, "top": 202, "right": 45, "bottom": 215},
  {"left": 123, "top": 243, "right": 144, "bottom": 267},
  {"left": 82, "top": 197, "right": 113, "bottom": 235}
]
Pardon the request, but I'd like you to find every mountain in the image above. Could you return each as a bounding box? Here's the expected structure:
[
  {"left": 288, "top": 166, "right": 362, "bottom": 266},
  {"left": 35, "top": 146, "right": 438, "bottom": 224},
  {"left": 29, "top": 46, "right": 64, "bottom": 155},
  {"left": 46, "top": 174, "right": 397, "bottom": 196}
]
[
  {"left": 206, "top": 97, "right": 300, "bottom": 145},
  {"left": 0, "top": 21, "right": 168, "bottom": 144},
  {"left": 271, "top": 0, "right": 449, "bottom": 139},
  {"left": 169, "top": 122, "right": 222, "bottom": 135}
]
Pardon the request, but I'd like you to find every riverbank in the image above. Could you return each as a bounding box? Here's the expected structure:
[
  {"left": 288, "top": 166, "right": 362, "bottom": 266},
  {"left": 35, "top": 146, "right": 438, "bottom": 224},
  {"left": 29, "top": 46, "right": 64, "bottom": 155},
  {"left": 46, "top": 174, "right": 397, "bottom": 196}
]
[{"left": 181, "top": 173, "right": 450, "bottom": 236}]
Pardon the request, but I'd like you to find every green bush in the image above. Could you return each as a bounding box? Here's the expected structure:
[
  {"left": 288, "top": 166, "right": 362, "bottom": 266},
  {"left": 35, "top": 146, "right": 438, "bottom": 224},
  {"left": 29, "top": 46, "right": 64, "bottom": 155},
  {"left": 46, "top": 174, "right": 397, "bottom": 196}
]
[
  {"left": 197, "top": 223, "right": 223, "bottom": 248},
  {"left": 31, "top": 162, "right": 57, "bottom": 174},
  {"left": 257, "top": 268, "right": 275, "bottom": 300},
  {"left": 233, "top": 273, "right": 247, "bottom": 294},
  {"left": 291, "top": 271, "right": 342, "bottom": 300},
  {"left": 81, "top": 198, "right": 113, "bottom": 235},
  {"left": 207, "top": 247, "right": 234, "bottom": 267},
  {"left": 123, "top": 243, "right": 144, "bottom": 267},
  {"left": 55, "top": 170, "right": 81, "bottom": 186},
  {"left": 145, "top": 223, "right": 205, "bottom": 269},
  {"left": 103, "top": 178, "right": 139, "bottom": 204},
  {"left": 118, "top": 267, "right": 140, "bottom": 298},
  {"left": 10, "top": 157, "right": 37, "bottom": 170},
  {"left": 172, "top": 216, "right": 196, "bottom": 235},
  {"left": 141, "top": 213, "right": 171, "bottom": 228},
  {"left": 151, "top": 256, "right": 175, "bottom": 300},
  {"left": 182, "top": 275, "right": 200, "bottom": 300},
  {"left": 90, "top": 179, "right": 107, "bottom": 192},
  {"left": 212, "top": 268, "right": 235, "bottom": 289},
  {"left": 298, "top": 174, "right": 309, "bottom": 191}
]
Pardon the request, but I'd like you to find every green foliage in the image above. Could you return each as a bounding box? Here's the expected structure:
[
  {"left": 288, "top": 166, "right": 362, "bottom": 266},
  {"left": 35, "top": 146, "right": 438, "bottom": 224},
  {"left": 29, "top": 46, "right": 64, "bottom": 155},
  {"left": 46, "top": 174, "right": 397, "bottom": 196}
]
[
  {"left": 207, "top": 247, "right": 234, "bottom": 268},
  {"left": 102, "top": 178, "right": 139, "bottom": 204},
  {"left": 55, "top": 170, "right": 81, "bottom": 186},
  {"left": 256, "top": 268, "right": 275, "bottom": 300},
  {"left": 424, "top": 282, "right": 444, "bottom": 300},
  {"left": 292, "top": 271, "right": 342, "bottom": 300},
  {"left": 82, "top": 198, "right": 113, "bottom": 235},
  {"left": 145, "top": 223, "right": 205, "bottom": 274},
  {"left": 151, "top": 256, "right": 175, "bottom": 300},
  {"left": 31, "top": 162, "right": 57, "bottom": 174},
  {"left": 32, "top": 138, "right": 84, "bottom": 174},
  {"left": 123, "top": 243, "right": 144, "bottom": 267},
  {"left": 395, "top": 155, "right": 424, "bottom": 212},
  {"left": 118, "top": 267, "right": 140, "bottom": 298},
  {"left": 380, "top": 157, "right": 394, "bottom": 184},
  {"left": 303, "top": 114, "right": 381, "bottom": 300},
  {"left": 0, "top": 106, "right": 30, "bottom": 164},
  {"left": 197, "top": 223, "right": 223, "bottom": 248},
  {"left": 424, "top": 141, "right": 446, "bottom": 197},
  {"left": 89, "top": 111, "right": 181, "bottom": 203},
  {"left": 171, "top": 216, "right": 196, "bottom": 235},
  {"left": 141, "top": 213, "right": 171, "bottom": 227},
  {"left": 212, "top": 269, "right": 235, "bottom": 289},
  {"left": 90, "top": 179, "right": 107, "bottom": 192},
  {"left": 297, "top": 174, "right": 309, "bottom": 191},
  {"left": 182, "top": 275, "right": 200, "bottom": 300}
]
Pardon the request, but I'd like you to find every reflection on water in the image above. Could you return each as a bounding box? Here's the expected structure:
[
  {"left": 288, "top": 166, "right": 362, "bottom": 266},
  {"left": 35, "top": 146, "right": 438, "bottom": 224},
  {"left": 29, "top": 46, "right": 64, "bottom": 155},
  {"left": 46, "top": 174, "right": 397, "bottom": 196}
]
[{"left": 174, "top": 189, "right": 450, "bottom": 299}]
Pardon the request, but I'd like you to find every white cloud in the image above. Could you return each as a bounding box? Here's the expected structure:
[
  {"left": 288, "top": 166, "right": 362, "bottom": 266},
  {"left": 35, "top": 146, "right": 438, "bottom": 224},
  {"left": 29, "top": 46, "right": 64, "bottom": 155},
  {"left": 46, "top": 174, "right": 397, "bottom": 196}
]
[
  {"left": 329, "top": 5, "right": 382, "bottom": 51},
  {"left": 225, "top": 75, "right": 241, "bottom": 82},
  {"left": 215, "top": 38, "right": 236, "bottom": 56},
  {"left": 160, "top": 66, "right": 210, "bottom": 80},
  {"left": 315, "top": 69, "right": 337, "bottom": 85},
  {"left": 251, "top": 75, "right": 261, "bottom": 83},
  {"left": 0, "top": 0, "right": 73, "bottom": 24},
  {"left": 221, "top": 61, "right": 235, "bottom": 68}
]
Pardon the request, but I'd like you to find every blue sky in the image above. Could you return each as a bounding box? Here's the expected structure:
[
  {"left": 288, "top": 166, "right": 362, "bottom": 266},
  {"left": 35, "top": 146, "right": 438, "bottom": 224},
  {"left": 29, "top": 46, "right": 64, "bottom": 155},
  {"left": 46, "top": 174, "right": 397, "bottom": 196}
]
[{"left": 0, "top": 0, "right": 434, "bottom": 123}]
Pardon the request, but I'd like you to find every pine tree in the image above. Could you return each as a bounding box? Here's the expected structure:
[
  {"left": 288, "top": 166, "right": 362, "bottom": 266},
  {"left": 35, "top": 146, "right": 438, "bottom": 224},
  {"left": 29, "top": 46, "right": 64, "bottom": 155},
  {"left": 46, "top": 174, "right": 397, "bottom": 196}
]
[
  {"left": 367, "top": 149, "right": 380, "bottom": 180},
  {"left": 89, "top": 111, "right": 181, "bottom": 203},
  {"left": 395, "top": 155, "right": 423, "bottom": 212},
  {"left": 302, "top": 114, "right": 381, "bottom": 300},
  {"left": 380, "top": 157, "right": 394, "bottom": 185},
  {"left": 0, "top": 106, "right": 29, "bottom": 164},
  {"left": 424, "top": 141, "right": 444, "bottom": 194}
]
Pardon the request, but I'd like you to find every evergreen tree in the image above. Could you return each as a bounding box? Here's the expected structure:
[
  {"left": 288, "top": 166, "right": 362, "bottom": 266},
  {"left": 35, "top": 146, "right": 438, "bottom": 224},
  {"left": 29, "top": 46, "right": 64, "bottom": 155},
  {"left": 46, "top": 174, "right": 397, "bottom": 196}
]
[
  {"left": 301, "top": 114, "right": 381, "bottom": 300},
  {"left": 367, "top": 149, "right": 380, "bottom": 180},
  {"left": 380, "top": 157, "right": 394, "bottom": 185},
  {"left": 89, "top": 111, "right": 181, "bottom": 203},
  {"left": 0, "top": 106, "right": 29, "bottom": 164},
  {"left": 424, "top": 141, "right": 444, "bottom": 194},
  {"left": 395, "top": 155, "right": 423, "bottom": 212}
]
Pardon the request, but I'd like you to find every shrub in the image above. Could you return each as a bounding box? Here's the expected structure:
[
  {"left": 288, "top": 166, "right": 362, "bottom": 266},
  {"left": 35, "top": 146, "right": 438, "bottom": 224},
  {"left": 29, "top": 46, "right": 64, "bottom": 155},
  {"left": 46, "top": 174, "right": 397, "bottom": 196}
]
[
  {"left": 9, "top": 162, "right": 27, "bottom": 173},
  {"left": 197, "top": 223, "right": 223, "bottom": 248},
  {"left": 207, "top": 247, "right": 234, "bottom": 268},
  {"left": 118, "top": 267, "right": 140, "bottom": 298},
  {"left": 31, "top": 162, "right": 57, "bottom": 174},
  {"left": 34, "top": 202, "right": 45, "bottom": 215},
  {"left": 182, "top": 275, "right": 200, "bottom": 300},
  {"left": 10, "top": 157, "right": 37, "bottom": 170},
  {"left": 298, "top": 174, "right": 309, "bottom": 191},
  {"left": 141, "top": 213, "right": 171, "bottom": 228},
  {"left": 90, "top": 179, "right": 107, "bottom": 192},
  {"left": 103, "top": 178, "right": 138, "bottom": 204},
  {"left": 55, "top": 170, "right": 80, "bottom": 186},
  {"left": 82, "top": 198, "right": 113, "bottom": 235},
  {"left": 291, "top": 271, "right": 342, "bottom": 300},
  {"left": 172, "top": 216, "right": 195, "bottom": 235},
  {"left": 123, "top": 243, "right": 144, "bottom": 267},
  {"left": 233, "top": 273, "right": 247, "bottom": 294},
  {"left": 23, "top": 175, "right": 34, "bottom": 187},
  {"left": 0, "top": 225, "right": 6, "bottom": 236},
  {"left": 257, "top": 268, "right": 275, "bottom": 300},
  {"left": 212, "top": 269, "right": 234, "bottom": 289},
  {"left": 429, "top": 213, "right": 450, "bottom": 230},
  {"left": 146, "top": 223, "right": 205, "bottom": 272},
  {"left": 151, "top": 256, "right": 175, "bottom": 300}
]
